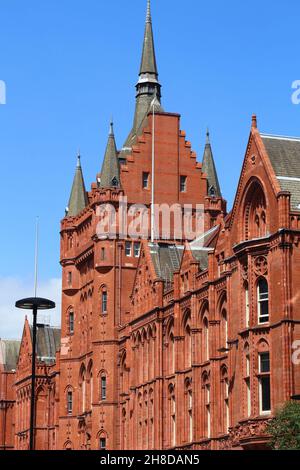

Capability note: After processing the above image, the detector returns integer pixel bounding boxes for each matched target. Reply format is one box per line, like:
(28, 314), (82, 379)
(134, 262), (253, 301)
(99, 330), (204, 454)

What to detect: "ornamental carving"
(254, 256), (268, 276)
(229, 418), (271, 447)
(241, 263), (248, 282)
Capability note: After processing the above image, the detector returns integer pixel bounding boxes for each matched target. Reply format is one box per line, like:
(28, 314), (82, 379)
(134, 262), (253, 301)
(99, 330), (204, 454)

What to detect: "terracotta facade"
(1, 1), (300, 451)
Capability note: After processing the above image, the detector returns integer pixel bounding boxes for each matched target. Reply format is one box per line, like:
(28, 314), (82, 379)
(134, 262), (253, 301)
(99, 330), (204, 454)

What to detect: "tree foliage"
(267, 401), (300, 450)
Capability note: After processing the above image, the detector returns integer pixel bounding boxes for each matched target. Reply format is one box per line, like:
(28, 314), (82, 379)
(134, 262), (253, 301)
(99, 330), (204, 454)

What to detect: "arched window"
(203, 317), (209, 362)
(203, 373), (211, 438)
(168, 384), (176, 447)
(143, 391), (148, 449)
(243, 343), (251, 417)
(244, 282), (250, 327)
(138, 392), (143, 449)
(100, 375), (107, 401)
(148, 327), (154, 380)
(220, 308), (228, 349)
(79, 366), (86, 413)
(101, 290), (108, 314)
(120, 351), (129, 395)
(244, 180), (267, 240)
(221, 367), (229, 433)
(257, 278), (269, 323)
(69, 311), (74, 335)
(166, 319), (175, 375)
(183, 310), (192, 369)
(200, 301), (209, 363)
(67, 389), (73, 415)
(185, 379), (193, 443)
(87, 361), (93, 410)
(149, 389), (154, 450)
(142, 329), (148, 383)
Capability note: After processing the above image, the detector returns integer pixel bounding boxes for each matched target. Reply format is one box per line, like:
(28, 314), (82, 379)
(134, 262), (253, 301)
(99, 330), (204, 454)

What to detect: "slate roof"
(188, 225), (218, 269)
(189, 249), (210, 270)
(262, 134), (300, 211)
(202, 131), (222, 198)
(0, 339), (21, 371)
(99, 122), (121, 188)
(149, 243), (183, 286)
(67, 156), (89, 217)
(30, 325), (61, 364)
(140, 0), (158, 76)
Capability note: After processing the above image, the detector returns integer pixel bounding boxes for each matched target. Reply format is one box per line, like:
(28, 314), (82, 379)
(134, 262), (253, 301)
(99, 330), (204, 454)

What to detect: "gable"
(228, 124), (281, 243)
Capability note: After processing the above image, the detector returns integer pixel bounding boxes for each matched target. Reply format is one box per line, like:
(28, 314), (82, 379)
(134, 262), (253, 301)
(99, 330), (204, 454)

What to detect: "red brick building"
(1, 0), (300, 451)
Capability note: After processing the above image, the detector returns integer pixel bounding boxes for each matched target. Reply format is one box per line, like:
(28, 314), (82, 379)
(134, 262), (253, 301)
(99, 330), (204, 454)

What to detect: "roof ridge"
(261, 133), (300, 141)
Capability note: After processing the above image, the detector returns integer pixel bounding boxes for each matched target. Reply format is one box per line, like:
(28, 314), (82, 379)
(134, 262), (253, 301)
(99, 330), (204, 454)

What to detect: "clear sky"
(0, 0), (299, 337)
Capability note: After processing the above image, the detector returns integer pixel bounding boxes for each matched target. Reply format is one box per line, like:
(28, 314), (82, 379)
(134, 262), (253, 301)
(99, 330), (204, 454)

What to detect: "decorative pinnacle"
(146, 0), (151, 23)
(77, 150), (81, 167)
(206, 128), (210, 145)
(252, 114), (257, 129)
(109, 118), (114, 136)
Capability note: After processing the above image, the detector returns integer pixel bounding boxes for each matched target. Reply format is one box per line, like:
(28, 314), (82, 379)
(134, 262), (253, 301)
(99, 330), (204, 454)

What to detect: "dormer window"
(209, 185), (216, 197)
(111, 177), (119, 187)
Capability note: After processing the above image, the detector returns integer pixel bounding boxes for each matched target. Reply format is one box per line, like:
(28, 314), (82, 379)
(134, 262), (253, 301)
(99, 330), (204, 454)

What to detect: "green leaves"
(267, 401), (300, 450)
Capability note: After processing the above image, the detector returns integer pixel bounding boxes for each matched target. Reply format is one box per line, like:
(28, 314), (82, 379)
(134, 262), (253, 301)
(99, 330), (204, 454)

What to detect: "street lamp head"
(15, 297), (55, 310)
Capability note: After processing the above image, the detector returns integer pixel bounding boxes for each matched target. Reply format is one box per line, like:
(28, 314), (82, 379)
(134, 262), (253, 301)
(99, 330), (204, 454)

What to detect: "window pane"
(69, 313), (74, 334)
(261, 376), (271, 411)
(180, 176), (187, 193)
(102, 292), (107, 313)
(101, 377), (107, 400)
(100, 438), (106, 449)
(143, 172), (149, 189)
(259, 279), (268, 296)
(125, 242), (132, 257)
(134, 242), (140, 258)
(67, 392), (72, 414)
(260, 352), (270, 373)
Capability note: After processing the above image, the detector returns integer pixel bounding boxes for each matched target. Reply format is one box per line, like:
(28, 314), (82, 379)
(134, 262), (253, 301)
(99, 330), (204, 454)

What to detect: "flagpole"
(151, 102), (155, 243)
(34, 216), (39, 297)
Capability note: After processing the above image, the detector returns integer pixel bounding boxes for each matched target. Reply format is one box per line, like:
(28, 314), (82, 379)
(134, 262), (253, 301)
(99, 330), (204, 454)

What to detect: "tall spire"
(66, 152), (89, 217)
(123, 0), (162, 150)
(99, 120), (121, 188)
(202, 130), (222, 198)
(139, 0), (158, 76)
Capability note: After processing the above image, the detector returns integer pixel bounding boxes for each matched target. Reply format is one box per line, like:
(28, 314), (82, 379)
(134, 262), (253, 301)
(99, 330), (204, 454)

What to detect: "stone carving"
(254, 256), (268, 276)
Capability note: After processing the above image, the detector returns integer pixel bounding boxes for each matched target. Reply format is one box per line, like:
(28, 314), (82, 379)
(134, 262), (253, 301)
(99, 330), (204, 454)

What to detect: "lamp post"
(15, 297), (55, 451)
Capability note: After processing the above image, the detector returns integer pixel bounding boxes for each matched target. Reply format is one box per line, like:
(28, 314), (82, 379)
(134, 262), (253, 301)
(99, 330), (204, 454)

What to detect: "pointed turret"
(202, 130), (222, 198)
(66, 153), (89, 217)
(99, 121), (121, 188)
(123, 0), (163, 150)
(139, 0), (158, 77)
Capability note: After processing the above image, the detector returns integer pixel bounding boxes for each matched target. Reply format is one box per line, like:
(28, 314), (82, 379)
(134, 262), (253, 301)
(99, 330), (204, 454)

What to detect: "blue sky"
(0, 0), (299, 337)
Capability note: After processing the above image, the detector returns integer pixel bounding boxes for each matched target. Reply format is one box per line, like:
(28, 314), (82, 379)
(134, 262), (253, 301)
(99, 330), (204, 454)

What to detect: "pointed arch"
(243, 178), (267, 240)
